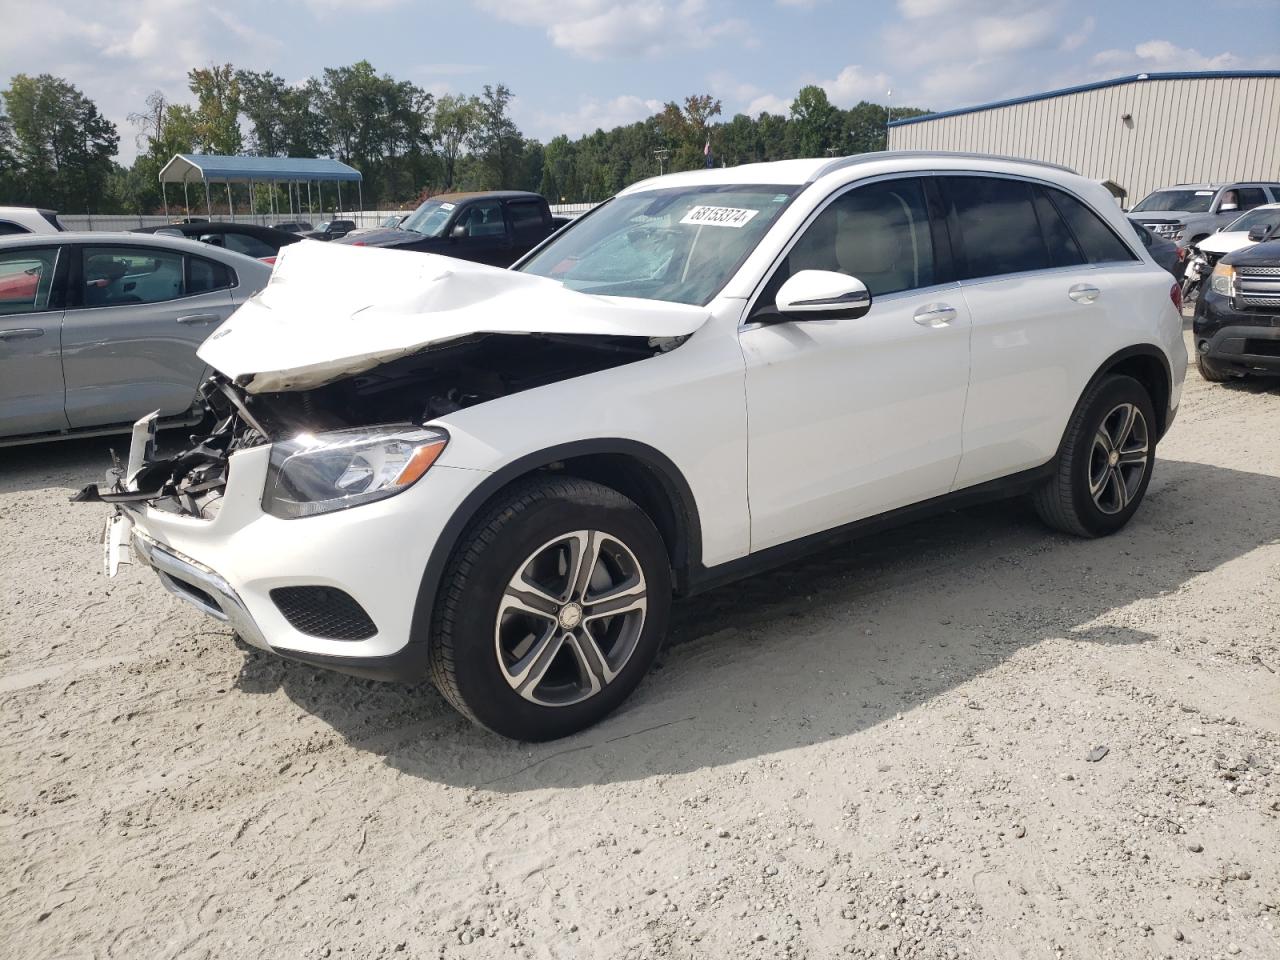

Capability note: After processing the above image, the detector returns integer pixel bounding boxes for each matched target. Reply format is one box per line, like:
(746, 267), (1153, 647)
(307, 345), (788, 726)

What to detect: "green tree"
(188, 64), (242, 155)
(790, 85), (839, 157)
(1, 73), (118, 211)
(433, 93), (480, 190)
(472, 84), (523, 189)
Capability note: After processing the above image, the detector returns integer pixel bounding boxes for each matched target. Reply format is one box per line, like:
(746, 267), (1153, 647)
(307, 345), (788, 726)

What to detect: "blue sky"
(3, 0), (1278, 161)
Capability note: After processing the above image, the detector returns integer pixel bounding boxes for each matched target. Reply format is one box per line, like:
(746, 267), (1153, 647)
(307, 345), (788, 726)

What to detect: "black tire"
(1196, 351), (1234, 383)
(1033, 374), (1157, 538)
(429, 476), (671, 741)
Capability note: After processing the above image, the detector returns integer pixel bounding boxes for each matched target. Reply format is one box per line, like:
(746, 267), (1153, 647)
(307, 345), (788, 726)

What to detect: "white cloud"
(746, 93), (791, 116)
(1090, 39), (1279, 72)
(0, 0), (278, 163)
(473, 0), (750, 60)
(1060, 15), (1095, 52)
(521, 94), (665, 139)
(820, 65), (892, 107)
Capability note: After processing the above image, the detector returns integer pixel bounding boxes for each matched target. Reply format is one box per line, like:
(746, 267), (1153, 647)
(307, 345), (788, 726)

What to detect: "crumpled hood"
(197, 239), (710, 394)
(1196, 231), (1253, 256)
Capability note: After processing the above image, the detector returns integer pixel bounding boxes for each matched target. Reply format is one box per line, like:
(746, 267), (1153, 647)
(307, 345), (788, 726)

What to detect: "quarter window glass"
(189, 257), (234, 293)
(508, 201), (546, 242)
(221, 232), (275, 258)
(82, 246), (184, 307)
(0, 221), (29, 236)
(946, 176), (1049, 279)
(1046, 189), (1137, 264)
(1234, 188), (1267, 212)
(784, 177), (936, 296)
(0, 247), (59, 315)
(1032, 187), (1086, 267)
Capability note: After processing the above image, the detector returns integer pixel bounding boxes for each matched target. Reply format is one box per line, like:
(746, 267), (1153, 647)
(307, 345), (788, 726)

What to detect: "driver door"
(739, 176), (973, 551)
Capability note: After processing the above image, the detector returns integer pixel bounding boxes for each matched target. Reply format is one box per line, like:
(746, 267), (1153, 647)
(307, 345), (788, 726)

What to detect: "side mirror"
(451, 223), (467, 239)
(1247, 224), (1272, 242)
(1218, 201), (1238, 213)
(775, 270), (872, 321)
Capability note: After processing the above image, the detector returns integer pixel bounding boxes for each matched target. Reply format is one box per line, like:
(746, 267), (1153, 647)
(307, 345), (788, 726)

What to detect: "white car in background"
(0, 206), (65, 235)
(84, 152), (1186, 741)
(1194, 203), (1280, 259)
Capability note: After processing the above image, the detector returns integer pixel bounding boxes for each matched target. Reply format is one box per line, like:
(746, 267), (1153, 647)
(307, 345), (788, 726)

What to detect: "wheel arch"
(1078, 344), (1174, 441)
(408, 439), (703, 652)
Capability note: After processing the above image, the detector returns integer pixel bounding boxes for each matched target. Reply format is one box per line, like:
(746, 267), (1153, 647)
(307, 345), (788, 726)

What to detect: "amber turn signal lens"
(394, 440), (447, 486)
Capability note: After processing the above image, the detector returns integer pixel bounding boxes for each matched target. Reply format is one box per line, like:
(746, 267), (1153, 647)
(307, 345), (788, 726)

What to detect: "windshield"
(401, 199), (458, 237)
(1132, 189), (1216, 213)
(518, 184), (799, 306)
(1224, 206), (1280, 233)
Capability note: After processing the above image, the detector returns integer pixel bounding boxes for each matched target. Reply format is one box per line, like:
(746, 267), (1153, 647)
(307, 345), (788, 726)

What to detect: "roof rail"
(808, 150), (1078, 182)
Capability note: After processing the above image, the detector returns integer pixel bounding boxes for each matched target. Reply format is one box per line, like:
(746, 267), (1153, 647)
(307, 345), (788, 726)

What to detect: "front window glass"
(81, 246), (183, 307)
(1225, 206), (1280, 233)
(1131, 189), (1215, 213)
(400, 199), (458, 237)
(519, 184), (799, 306)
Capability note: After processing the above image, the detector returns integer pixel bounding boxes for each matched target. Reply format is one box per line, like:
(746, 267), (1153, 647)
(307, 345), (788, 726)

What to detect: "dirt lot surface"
(3, 344), (1279, 960)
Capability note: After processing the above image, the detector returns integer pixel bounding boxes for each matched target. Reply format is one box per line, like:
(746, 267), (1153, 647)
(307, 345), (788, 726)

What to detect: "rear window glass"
(1046, 189), (1137, 264)
(0, 247), (60, 314)
(945, 176), (1050, 279)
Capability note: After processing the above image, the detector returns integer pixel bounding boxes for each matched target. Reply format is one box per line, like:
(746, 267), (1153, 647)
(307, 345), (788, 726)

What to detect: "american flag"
(704, 136), (712, 168)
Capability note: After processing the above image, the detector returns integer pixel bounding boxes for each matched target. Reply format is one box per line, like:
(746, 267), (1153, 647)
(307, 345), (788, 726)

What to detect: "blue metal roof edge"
(888, 70), (1280, 127)
(171, 153), (363, 181)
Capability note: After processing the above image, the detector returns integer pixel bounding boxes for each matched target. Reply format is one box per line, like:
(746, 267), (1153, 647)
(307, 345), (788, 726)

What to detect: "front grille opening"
(1244, 339), (1280, 358)
(270, 586), (377, 641)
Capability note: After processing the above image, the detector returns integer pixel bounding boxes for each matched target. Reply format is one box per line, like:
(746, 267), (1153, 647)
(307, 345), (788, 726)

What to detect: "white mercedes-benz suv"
(81, 152), (1187, 740)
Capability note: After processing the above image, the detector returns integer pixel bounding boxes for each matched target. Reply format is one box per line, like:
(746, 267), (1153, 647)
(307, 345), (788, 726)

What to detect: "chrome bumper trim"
(133, 533), (271, 651)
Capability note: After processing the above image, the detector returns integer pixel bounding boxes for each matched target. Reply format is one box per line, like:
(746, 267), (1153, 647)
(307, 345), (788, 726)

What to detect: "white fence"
(60, 202), (600, 233)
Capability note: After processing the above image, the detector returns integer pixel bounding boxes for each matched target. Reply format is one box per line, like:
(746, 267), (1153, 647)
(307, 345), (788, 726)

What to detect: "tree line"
(0, 63), (927, 215)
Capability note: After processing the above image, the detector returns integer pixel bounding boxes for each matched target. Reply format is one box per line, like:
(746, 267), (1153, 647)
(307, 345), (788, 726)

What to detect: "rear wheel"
(429, 476), (671, 740)
(1033, 374), (1156, 537)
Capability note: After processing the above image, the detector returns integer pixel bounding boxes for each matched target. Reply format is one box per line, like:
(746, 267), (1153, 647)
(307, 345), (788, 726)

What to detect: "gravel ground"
(3, 337), (1278, 960)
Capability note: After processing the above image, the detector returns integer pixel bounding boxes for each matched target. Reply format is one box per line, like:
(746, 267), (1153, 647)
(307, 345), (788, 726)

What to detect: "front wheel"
(1033, 374), (1156, 537)
(429, 476), (671, 741)
(1196, 351), (1235, 383)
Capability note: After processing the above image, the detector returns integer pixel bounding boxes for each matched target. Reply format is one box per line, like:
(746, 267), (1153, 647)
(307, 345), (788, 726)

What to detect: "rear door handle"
(1068, 284), (1101, 303)
(177, 313), (221, 325)
(913, 303), (957, 327)
(0, 327), (45, 341)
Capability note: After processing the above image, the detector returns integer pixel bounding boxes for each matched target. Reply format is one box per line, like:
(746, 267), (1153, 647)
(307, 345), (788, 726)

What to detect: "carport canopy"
(157, 154), (363, 222)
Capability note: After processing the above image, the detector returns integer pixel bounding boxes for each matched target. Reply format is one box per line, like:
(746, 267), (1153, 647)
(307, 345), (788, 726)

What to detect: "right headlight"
(1209, 262), (1236, 297)
(262, 424), (448, 519)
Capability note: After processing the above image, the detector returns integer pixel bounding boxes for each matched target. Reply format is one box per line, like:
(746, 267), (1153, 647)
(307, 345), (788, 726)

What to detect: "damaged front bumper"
(79, 406), (486, 680)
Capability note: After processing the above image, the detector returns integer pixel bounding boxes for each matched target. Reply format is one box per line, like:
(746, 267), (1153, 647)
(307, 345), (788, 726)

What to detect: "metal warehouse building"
(887, 71), (1280, 206)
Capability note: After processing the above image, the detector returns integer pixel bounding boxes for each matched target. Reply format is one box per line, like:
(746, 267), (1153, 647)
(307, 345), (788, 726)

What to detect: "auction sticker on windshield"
(680, 205), (760, 228)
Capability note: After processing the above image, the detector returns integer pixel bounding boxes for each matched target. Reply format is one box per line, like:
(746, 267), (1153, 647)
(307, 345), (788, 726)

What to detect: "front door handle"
(177, 313), (221, 325)
(0, 327), (45, 341)
(1068, 284), (1101, 303)
(913, 303), (957, 327)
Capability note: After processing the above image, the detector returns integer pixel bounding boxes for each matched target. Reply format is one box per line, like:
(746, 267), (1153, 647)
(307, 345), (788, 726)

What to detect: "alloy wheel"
(494, 530), (648, 707)
(1088, 402), (1149, 515)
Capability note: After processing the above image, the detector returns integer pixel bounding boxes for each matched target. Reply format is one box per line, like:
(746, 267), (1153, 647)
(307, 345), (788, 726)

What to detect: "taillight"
(259, 256), (277, 265)
(1170, 282), (1182, 312)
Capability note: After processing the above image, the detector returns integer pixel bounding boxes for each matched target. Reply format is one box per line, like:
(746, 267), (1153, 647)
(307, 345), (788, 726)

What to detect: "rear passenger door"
(61, 244), (237, 428)
(507, 199), (551, 260)
(0, 244), (69, 437)
(944, 175), (1141, 489)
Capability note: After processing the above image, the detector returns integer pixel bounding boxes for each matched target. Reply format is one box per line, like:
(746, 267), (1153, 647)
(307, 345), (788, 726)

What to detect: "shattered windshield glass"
(519, 184), (798, 306)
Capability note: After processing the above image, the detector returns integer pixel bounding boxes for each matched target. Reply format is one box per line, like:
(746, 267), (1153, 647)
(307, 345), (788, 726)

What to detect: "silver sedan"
(0, 231), (272, 445)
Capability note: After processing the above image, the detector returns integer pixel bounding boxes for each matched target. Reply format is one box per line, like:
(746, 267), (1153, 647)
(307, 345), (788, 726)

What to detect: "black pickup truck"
(337, 190), (570, 267)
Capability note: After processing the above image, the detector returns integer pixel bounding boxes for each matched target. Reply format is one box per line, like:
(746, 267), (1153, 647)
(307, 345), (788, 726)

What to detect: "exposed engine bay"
(73, 332), (676, 517)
